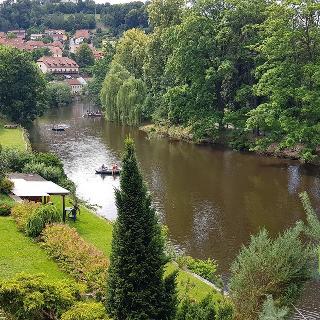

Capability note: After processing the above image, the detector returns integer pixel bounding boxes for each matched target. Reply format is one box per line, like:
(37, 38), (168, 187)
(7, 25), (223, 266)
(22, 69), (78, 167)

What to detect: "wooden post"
(62, 195), (66, 222)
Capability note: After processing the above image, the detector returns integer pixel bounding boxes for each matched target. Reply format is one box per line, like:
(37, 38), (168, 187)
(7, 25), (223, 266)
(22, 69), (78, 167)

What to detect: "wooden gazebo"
(9, 173), (70, 222)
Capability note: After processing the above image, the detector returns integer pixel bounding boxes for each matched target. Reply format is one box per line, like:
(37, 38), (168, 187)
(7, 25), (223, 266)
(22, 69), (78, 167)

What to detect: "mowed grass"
(53, 197), (219, 301)
(0, 126), (27, 150)
(0, 216), (69, 281)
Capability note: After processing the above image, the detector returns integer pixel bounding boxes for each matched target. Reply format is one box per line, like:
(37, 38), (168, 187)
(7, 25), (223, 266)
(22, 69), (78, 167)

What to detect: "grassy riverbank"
(53, 197), (219, 300)
(0, 121), (29, 150)
(140, 123), (320, 163)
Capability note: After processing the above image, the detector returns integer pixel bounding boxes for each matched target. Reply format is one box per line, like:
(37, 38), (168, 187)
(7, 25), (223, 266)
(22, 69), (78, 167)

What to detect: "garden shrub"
(0, 199), (14, 216)
(177, 256), (220, 285)
(11, 201), (41, 231)
(229, 227), (313, 319)
(0, 177), (14, 194)
(0, 148), (32, 172)
(175, 295), (217, 320)
(23, 162), (63, 184)
(0, 273), (83, 320)
(26, 204), (62, 237)
(42, 224), (109, 299)
(61, 302), (109, 320)
(33, 152), (63, 169)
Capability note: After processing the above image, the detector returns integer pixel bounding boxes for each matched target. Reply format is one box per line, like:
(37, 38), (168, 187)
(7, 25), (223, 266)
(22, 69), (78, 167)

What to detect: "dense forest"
(0, 0), (148, 35)
(97, 0), (320, 162)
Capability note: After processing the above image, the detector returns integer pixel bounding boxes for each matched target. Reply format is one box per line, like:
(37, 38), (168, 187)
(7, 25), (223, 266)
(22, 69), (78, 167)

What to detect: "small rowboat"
(83, 112), (103, 118)
(52, 125), (66, 131)
(95, 167), (121, 175)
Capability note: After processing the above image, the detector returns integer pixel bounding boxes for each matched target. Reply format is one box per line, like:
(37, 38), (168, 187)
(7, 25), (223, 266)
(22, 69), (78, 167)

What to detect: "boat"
(95, 166), (121, 175)
(83, 111), (103, 118)
(52, 125), (66, 131)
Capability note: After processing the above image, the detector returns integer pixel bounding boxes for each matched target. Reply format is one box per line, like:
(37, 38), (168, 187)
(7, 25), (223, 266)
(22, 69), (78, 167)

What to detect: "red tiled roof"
(37, 57), (79, 68)
(66, 78), (82, 85)
(26, 40), (45, 47)
(74, 29), (90, 39)
(51, 41), (63, 48)
(47, 46), (62, 55)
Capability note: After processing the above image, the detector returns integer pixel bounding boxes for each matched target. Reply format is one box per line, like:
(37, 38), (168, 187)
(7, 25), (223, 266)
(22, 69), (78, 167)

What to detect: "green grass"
(53, 196), (219, 301)
(0, 126), (27, 150)
(0, 194), (15, 205)
(0, 216), (69, 280)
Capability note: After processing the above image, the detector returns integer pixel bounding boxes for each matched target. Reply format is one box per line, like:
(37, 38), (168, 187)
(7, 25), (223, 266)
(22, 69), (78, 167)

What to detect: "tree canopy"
(0, 46), (47, 123)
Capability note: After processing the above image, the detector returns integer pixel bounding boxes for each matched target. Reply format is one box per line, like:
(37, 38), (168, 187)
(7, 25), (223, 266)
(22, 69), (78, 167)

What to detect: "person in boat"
(112, 163), (119, 175)
(102, 164), (106, 170)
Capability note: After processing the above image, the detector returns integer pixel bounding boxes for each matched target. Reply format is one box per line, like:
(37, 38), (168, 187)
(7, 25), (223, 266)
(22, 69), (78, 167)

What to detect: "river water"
(28, 101), (320, 310)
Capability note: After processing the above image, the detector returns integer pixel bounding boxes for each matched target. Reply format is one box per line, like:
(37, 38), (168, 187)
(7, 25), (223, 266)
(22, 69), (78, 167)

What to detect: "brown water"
(28, 101), (320, 309)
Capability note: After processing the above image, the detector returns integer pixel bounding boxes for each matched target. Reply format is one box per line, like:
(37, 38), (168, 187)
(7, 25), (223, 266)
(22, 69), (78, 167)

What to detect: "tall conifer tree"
(106, 138), (176, 320)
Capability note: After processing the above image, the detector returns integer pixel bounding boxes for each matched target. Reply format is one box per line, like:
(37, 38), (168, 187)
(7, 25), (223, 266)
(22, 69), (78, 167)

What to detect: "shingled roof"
(37, 56), (79, 68)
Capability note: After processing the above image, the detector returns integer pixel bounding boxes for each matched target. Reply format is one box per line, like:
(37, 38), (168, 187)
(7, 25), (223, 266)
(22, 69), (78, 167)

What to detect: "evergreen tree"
(106, 138), (176, 320)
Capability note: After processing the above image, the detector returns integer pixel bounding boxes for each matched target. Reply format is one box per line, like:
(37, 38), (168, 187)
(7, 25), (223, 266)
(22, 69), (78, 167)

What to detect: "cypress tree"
(106, 138), (176, 320)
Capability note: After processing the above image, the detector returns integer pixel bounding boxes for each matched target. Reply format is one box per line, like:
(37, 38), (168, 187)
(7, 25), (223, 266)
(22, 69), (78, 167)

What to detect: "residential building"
(7, 29), (26, 39)
(25, 40), (45, 50)
(51, 41), (64, 49)
(37, 57), (79, 74)
(30, 34), (43, 40)
(66, 78), (83, 94)
(74, 29), (90, 45)
(47, 46), (63, 57)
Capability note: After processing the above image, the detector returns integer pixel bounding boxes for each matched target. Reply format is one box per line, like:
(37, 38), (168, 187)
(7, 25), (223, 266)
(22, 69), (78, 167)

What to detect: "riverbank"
(0, 124), (219, 302)
(140, 123), (320, 164)
(53, 196), (221, 300)
(0, 120), (30, 151)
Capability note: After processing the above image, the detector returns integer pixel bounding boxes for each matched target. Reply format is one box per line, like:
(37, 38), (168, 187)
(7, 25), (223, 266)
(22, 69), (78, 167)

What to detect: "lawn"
(0, 216), (68, 281)
(53, 197), (219, 301)
(0, 126), (27, 150)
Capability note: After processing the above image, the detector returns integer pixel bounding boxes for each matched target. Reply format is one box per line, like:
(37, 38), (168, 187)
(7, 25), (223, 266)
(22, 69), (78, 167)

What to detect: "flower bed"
(42, 224), (109, 299)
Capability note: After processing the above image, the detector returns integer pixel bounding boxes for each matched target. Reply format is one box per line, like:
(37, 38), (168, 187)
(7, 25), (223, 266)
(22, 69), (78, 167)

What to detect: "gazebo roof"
(9, 173), (69, 197)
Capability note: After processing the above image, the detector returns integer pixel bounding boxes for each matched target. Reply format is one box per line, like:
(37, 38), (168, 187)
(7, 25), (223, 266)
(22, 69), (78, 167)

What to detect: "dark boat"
(52, 125), (65, 131)
(83, 111), (103, 118)
(95, 166), (121, 175)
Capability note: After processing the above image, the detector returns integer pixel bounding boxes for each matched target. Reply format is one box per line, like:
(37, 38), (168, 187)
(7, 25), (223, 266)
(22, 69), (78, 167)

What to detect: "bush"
(177, 256), (220, 285)
(0, 177), (14, 194)
(25, 204), (62, 238)
(33, 152), (63, 169)
(0, 148), (32, 172)
(229, 227), (313, 319)
(11, 201), (41, 231)
(0, 199), (14, 216)
(61, 302), (109, 320)
(0, 273), (83, 320)
(42, 224), (109, 299)
(23, 162), (63, 184)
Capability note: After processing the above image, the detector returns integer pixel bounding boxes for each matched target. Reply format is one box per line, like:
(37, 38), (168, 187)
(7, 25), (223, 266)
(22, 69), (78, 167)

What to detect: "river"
(28, 101), (320, 311)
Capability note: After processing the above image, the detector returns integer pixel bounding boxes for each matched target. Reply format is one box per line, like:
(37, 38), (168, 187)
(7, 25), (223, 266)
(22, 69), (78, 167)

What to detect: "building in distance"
(37, 56), (79, 74)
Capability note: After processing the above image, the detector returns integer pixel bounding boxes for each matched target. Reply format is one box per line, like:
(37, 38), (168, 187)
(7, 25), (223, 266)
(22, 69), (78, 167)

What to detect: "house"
(44, 30), (67, 42)
(0, 37), (26, 50)
(74, 29), (90, 45)
(47, 46), (63, 57)
(25, 40), (45, 50)
(66, 78), (83, 94)
(7, 29), (26, 39)
(30, 34), (43, 40)
(51, 41), (64, 49)
(37, 57), (79, 74)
